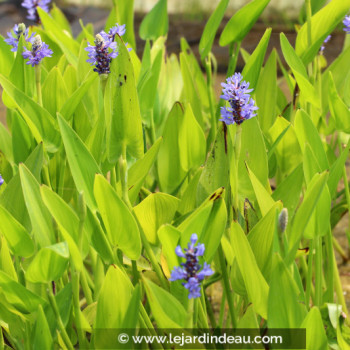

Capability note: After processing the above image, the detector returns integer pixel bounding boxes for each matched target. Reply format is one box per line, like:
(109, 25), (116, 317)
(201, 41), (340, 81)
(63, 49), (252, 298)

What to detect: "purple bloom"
(0, 175), (4, 186)
(169, 233), (213, 299)
(220, 73), (258, 126)
(100, 23), (126, 42)
(344, 16), (350, 34)
(4, 23), (35, 52)
(21, 0), (51, 23)
(320, 35), (331, 54)
(22, 35), (53, 66)
(85, 34), (118, 75)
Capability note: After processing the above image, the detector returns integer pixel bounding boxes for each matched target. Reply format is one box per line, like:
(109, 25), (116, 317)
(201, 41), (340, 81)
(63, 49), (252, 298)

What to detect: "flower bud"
(278, 208), (288, 233)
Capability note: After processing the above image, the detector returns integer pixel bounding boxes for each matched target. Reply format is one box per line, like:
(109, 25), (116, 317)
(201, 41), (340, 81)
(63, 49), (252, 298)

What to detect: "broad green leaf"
(107, 0), (136, 49)
(0, 205), (34, 258)
(268, 255), (306, 327)
(50, 3), (72, 35)
(59, 74), (97, 121)
(272, 164), (304, 215)
(38, 7), (79, 66)
(0, 144), (43, 229)
(94, 174), (141, 260)
(42, 67), (68, 118)
(19, 164), (55, 248)
(237, 117), (269, 200)
(139, 0), (168, 40)
(295, 0), (350, 64)
(26, 242), (69, 283)
(0, 238), (17, 281)
(94, 265), (133, 348)
(255, 50), (277, 132)
(219, 0), (270, 46)
(0, 122), (13, 163)
(197, 123), (230, 205)
(199, 0), (229, 59)
(268, 117), (302, 177)
(231, 221), (269, 319)
(144, 278), (187, 328)
(32, 305), (53, 350)
(286, 171), (328, 264)
(328, 72), (350, 133)
(0, 271), (46, 314)
(105, 34), (144, 162)
(0, 34), (14, 77)
(128, 138), (162, 204)
(280, 34), (320, 108)
(328, 141), (350, 199)
(134, 193), (179, 245)
(0, 74), (60, 152)
(158, 224), (181, 274)
(295, 109), (329, 170)
(247, 164), (275, 216)
(241, 28), (272, 89)
(58, 114), (101, 211)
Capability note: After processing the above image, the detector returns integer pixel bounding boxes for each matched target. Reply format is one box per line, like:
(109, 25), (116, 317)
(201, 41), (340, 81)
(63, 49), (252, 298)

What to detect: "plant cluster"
(0, 0), (350, 348)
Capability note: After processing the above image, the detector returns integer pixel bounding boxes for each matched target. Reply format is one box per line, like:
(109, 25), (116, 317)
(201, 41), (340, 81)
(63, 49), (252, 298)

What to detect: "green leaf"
(0, 205), (34, 258)
(58, 114), (101, 211)
(272, 164), (304, 215)
(139, 0), (168, 40)
(134, 193), (179, 245)
(40, 185), (85, 270)
(94, 174), (141, 260)
(241, 28), (272, 89)
(280, 33), (320, 108)
(295, 109), (329, 171)
(26, 242), (69, 283)
(38, 7), (79, 66)
(19, 164), (56, 248)
(143, 278), (187, 328)
(94, 265), (133, 348)
(301, 308), (328, 349)
(295, 0), (350, 64)
(328, 72), (350, 133)
(128, 138), (162, 204)
(286, 171), (328, 264)
(105, 34), (144, 162)
(255, 50), (277, 132)
(50, 3), (72, 35)
(0, 271), (46, 314)
(0, 34), (14, 77)
(59, 74), (97, 121)
(199, 0), (229, 59)
(0, 238), (17, 281)
(158, 224), (181, 273)
(268, 254), (306, 327)
(231, 221), (269, 319)
(42, 67), (68, 118)
(0, 74), (60, 153)
(32, 305), (53, 350)
(197, 123), (230, 205)
(219, 0), (270, 46)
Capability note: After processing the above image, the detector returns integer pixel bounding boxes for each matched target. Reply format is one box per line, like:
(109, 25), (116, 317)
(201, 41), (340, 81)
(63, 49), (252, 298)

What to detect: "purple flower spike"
(21, 0), (51, 23)
(22, 35), (53, 66)
(100, 23), (127, 43)
(4, 23), (35, 52)
(0, 175), (4, 186)
(85, 34), (118, 75)
(170, 233), (213, 299)
(343, 16), (350, 34)
(220, 73), (258, 126)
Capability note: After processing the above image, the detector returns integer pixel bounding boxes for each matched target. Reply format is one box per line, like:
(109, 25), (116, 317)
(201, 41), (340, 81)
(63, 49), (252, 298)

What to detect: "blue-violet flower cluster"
(22, 35), (53, 67)
(344, 15), (350, 34)
(170, 233), (213, 299)
(22, 0), (51, 22)
(0, 175), (4, 187)
(220, 73), (258, 126)
(85, 34), (118, 75)
(4, 23), (35, 52)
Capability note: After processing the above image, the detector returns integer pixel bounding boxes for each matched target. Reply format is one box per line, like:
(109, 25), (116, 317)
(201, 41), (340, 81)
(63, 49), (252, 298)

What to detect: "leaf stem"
(35, 64), (42, 106)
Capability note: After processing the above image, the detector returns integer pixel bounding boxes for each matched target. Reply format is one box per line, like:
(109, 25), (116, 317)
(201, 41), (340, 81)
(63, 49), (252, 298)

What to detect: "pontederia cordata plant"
(1, 0), (350, 348)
